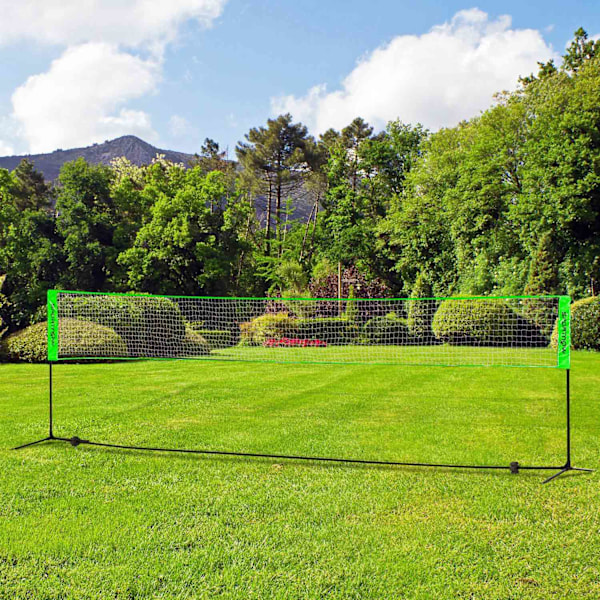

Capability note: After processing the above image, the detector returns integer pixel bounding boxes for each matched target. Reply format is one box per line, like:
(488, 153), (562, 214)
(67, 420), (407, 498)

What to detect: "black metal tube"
(49, 362), (54, 439)
(566, 368), (571, 467)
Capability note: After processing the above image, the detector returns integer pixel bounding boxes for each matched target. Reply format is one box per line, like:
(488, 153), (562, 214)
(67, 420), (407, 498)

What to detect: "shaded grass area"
(0, 353), (599, 598)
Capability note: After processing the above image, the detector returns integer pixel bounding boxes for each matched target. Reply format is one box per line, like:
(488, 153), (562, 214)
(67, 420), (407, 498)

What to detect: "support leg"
(543, 465), (594, 484)
(13, 437), (54, 450)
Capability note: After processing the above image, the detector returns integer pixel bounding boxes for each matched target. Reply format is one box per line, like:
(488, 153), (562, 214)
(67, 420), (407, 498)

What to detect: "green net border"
(47, 290), (571, 369)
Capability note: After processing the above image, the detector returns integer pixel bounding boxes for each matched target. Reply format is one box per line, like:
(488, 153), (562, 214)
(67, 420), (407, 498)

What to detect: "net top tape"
(48, 290), (571, 369)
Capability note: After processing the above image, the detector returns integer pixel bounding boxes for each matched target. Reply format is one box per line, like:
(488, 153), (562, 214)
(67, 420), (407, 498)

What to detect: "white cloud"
(12, 43), (161, 152)
(272, 9), (557, 133)
(168, 114), (190, 137)
(1, 0), (227, 153)
(0, 0), (226, 48)
(0, 140), (14, 156)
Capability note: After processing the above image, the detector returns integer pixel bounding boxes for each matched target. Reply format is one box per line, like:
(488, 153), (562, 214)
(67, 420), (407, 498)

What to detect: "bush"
(190, 328), (232, 349)
(407, 274), (434, 339)
(239, 313), (296, 346)
(1, 319), (127, 363)
(362, 314), (411, 345)
(60, 294), (186, 356)
(551, 297), (600, 351)
(239, 314), (359, 346)
(294, 317), (359, 345)
(432, 299), (517, 345)
(178, 325), (211, 356)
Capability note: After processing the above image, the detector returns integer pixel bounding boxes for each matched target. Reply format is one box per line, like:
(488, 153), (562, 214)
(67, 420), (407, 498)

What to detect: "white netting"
(53, 293), (564, 368)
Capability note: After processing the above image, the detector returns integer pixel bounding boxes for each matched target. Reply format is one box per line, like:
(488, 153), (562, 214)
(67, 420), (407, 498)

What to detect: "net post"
(47, 290), (58, 440)
(47, 290), (59, 363)
(557, 295), (571, 370)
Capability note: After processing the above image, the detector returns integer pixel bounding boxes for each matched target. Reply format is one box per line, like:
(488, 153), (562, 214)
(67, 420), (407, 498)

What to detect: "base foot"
(13, 436), (54, 450)
(543, 465), (594, 484)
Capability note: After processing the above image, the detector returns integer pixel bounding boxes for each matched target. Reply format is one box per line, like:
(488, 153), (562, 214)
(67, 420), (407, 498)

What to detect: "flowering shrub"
(264, 337), (327, 348)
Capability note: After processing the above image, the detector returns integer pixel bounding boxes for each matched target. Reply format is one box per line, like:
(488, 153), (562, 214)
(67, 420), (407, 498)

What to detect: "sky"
(0, 0), (598, 158)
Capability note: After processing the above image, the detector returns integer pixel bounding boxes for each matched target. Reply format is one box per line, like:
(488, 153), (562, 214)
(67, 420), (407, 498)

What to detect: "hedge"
(362, 314), (411, 345)
(551, 297), (600, 351)
(0, 319), (127, 363)
(179, 325), (211, 356)
(294, 317), (359, 345)
(432, 299), (517, 345)
(59, 294), (186, 356)
(239, 313), (359, 346)
(239, 313), (296, 346)
(188, 323), (232, 349)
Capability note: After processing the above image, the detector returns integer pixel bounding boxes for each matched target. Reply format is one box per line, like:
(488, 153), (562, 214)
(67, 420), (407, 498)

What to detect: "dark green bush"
(60, 294), (186, 356)
(551, 297), (600, 351)
(178, 325), (211, 356)
(239, 313), (296, 346)
(407, 274), (434, 339)
(191, 329), (232, 349)
(1, 319), (126, 363)
(432, 299), (517, 345)
(362, 314), (410, 345)
(294, 317), (359, 345)
(239, 313), (359, 346)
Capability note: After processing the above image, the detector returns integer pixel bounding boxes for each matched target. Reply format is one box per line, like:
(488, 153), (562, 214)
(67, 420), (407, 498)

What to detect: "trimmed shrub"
(407, 274), (434, 339)
(192, 329), (232, 349)
(178, 325), (211, 356)
(362, 314), (411, 345)
(432, 299), (517, 345)
(60, 294), (186, 356)
(239, 313), (296, 346)
(551, 297), (600, 351)
(294, 317), (359, 345)
(1, 319), (126, 363)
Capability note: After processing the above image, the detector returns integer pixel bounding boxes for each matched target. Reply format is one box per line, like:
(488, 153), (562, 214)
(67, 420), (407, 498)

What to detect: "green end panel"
(47, 289), (58, 362)
(557, 296), (571, 369)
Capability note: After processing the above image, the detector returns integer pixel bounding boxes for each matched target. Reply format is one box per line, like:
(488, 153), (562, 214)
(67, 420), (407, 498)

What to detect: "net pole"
(49, 362), (54, 439)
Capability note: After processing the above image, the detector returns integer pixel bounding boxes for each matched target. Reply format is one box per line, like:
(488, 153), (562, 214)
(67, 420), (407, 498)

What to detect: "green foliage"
(179, 325), (211, 356)
(523, 233), (560, 337)
(552, 297), (600, 350)
(432, 299), (517, 345)
(239, 313), (359, 346)
(239, 313), (296, 346)
(362, 314), (410, 345)
(294, 317), (359, 345)
(0, 319), (126, 363)
(189, 326), (232, 349)
(118, 169), (250, 296)
(407, 274), (434, 338)
(59, 295), (186, 356)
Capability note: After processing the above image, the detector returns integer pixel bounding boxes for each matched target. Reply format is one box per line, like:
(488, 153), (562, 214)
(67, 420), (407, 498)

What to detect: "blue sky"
(0, 0), (598, 157)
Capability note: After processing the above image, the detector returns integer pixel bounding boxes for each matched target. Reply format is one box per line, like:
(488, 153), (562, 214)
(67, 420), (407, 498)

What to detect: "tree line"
(1, 29), (599, 333)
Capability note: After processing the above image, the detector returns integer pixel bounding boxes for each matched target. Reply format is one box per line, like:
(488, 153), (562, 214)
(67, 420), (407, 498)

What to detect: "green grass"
(1, 351), (599, 599)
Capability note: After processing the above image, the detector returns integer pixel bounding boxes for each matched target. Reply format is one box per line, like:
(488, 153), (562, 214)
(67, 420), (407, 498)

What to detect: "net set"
(13, 290), (591, 483)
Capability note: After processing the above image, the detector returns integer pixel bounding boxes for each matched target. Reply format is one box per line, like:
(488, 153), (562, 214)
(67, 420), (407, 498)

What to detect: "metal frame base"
(542, 464), (594, 484)
(12, 364), (593, 484)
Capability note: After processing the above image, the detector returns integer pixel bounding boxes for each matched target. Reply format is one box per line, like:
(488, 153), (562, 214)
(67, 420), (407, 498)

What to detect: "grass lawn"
(0, 351), (599, 599)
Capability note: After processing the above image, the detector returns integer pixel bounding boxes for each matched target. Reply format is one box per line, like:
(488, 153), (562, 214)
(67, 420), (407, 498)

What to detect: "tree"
(236, 114), (314, 256)
(119, 169), (248, 295)
(54, 158), (116, 291)
(10, 159), (54, 211)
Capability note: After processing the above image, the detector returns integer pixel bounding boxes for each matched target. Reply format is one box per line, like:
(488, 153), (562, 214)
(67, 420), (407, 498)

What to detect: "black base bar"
(15, 435), (589, 478)
(12, 364), (593, 483)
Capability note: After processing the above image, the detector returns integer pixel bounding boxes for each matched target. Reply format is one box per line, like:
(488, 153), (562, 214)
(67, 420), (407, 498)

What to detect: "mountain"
(0, 135), (196, 181)
(0, 135), (316, 223)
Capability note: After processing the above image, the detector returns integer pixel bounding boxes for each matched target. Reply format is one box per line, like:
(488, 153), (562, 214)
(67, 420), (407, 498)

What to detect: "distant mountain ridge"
(0, 135), (196, 181)
(0, 135), (315, 224)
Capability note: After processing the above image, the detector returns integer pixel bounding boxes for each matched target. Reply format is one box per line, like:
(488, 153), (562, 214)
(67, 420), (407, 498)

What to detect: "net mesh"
(51, 292), (567, 368)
